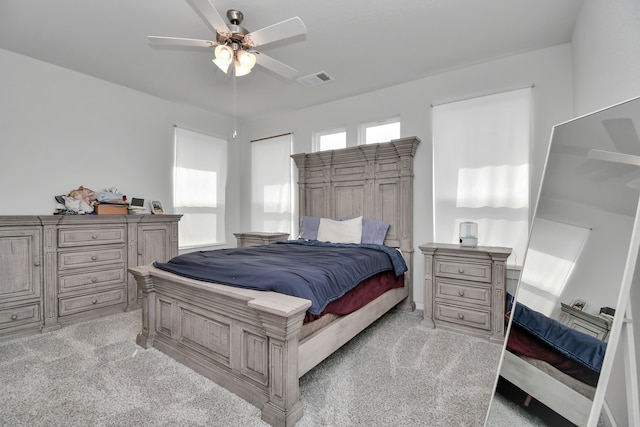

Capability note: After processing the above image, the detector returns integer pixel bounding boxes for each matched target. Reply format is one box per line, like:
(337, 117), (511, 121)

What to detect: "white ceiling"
(0, 0), (583, 119)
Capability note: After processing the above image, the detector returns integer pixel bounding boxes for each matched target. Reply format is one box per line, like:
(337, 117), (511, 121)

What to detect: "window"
(251, 134), (293, 236)
(361, 117), (400, 145)
(314, 128), (346, 152)
(516, 218), (590, 315)
(174, 127), (227, 248)
(432, 88), (532, 265)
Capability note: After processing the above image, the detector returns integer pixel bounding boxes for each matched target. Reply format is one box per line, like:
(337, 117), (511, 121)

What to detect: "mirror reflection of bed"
(486, 97), (640, 426)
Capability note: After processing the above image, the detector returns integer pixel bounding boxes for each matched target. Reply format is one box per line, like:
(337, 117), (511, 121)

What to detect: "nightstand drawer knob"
(91, 277), (98, 283)
(10, 314), (18, 321)
(458, 313), (465, 320)
(33, 260), (40, 267)
(458, 290), (465, 297)
(458, 268), (465, 273)
(91, 255), (98, 261)
(91, 299), (98, 305)
(92, 234), (98, 239)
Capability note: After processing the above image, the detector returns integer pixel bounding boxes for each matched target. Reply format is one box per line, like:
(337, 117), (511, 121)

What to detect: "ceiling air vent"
(297, 71), (334, 88)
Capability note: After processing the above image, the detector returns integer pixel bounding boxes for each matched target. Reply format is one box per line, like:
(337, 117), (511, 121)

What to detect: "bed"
(499, 302), (607, 426)
(128, 137), (419, 427)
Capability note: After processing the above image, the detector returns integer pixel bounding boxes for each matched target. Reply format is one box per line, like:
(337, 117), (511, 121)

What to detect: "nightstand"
(420, 243), (512, 342)
(234, 231), (290, 248)
(559, 303), (612, 341)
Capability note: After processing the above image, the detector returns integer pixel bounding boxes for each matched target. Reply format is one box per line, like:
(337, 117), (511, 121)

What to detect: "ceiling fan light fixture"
(237, 50), (256, 69)
(234, 50), (256, 76)
(212, 45), (233, 73)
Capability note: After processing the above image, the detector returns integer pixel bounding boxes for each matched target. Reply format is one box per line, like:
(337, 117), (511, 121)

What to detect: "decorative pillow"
(361, 219), (390, 245)
(299, 216), (321, 240)
(317, 216), (363, 244)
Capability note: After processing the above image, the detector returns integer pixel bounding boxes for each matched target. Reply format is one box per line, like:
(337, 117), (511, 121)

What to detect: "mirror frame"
(487, 96), (640, 426)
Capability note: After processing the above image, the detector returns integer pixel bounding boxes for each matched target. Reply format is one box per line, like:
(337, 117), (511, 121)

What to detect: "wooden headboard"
(291, 136), (420, 310)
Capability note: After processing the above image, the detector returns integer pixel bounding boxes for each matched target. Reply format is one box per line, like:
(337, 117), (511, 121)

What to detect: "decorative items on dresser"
(558, 302), (612, 342)
(233, 231), (290, 248)
(0, 214), (180, 339)
(420, 243), (512, 342)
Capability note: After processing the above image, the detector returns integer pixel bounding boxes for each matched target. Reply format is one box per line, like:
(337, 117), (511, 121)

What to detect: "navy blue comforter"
(154, 240), (407, 315)
(512, 303), (607, 373)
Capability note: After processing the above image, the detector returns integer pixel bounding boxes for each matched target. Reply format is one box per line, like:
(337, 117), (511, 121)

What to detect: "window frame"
(313, 127), (347, 152)
(359, 116), (401, 145)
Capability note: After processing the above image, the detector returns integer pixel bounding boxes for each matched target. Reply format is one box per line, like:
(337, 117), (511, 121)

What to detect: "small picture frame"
(149, 200), (164, 214)
(570, 298), (588, 311)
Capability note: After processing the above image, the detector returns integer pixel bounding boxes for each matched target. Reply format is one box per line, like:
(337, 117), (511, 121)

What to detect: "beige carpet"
(0, 309), (504, 426)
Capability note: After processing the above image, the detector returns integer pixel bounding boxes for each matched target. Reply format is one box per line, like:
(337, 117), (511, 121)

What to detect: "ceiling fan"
(148, 0), (306, 79)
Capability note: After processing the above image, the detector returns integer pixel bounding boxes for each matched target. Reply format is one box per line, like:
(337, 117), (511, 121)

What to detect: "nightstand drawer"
(58, 227), (126, 247)
(434, 302), (491, 330)
(58, 247), (126, 270)
(435, 279), (491, 307)
(435, 259), (492, 283)
(58, 265), (126, 293)
(0, 302), (41, 328)
(58, 288), (126, 316)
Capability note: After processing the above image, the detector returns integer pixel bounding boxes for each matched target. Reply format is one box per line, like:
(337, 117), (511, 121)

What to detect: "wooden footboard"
(500, 350), (593, 426)
(131, 264), (311, 427)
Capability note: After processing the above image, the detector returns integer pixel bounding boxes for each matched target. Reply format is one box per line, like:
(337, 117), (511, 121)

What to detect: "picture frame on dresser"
(149, 200), (164, 214)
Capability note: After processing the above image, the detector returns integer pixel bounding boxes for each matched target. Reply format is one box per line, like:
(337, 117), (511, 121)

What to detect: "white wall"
(571, 1), (640, 425)
(0, 49), (240, 245)
(240, 44), (574, 312)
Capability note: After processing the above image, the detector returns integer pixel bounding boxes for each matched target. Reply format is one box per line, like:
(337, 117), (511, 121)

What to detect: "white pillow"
(317, 216), (363, 244)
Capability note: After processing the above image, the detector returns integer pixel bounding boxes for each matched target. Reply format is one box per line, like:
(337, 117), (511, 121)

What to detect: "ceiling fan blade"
(186, 0), (230, 34)
(255, 52), (298, 79)
(148, 36), (216, 48)
(247, 17), (306, 47)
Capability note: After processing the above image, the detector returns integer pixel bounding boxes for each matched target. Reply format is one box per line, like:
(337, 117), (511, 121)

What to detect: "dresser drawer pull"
(458, 268), (464, 273)
(91, 277), (98, 283)
(92, 234), (98, 239)
(458, 313), (465, 320)
(10, 314), (18, 321)
(458, 290), (465, 297)
(91, 299), (98, 305)
(91, 255), (98, 261)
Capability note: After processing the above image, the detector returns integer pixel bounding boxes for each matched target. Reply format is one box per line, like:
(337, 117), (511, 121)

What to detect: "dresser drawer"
(58, 227), (126, 247)
(435, 278), (491, 307)
(435, 259), (492, 283)
(58, 265), (126, 294)
(58, 246), (126, 270)
(434, 302), (491, 330)
(58, 288), (126, 316)
(0, 302), (41, 329)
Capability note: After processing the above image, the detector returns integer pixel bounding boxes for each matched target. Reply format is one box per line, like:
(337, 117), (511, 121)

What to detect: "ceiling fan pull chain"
(232, 71), (238, 139)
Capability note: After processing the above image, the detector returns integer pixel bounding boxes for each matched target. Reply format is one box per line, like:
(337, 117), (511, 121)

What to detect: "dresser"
(234, 231), (289, 247)
(559, 302), (612, 341)
(0, 214), (180, 339)
(420, 243), (511, 342)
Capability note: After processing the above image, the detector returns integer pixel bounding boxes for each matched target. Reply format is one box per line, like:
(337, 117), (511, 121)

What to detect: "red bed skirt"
(304, 270), (404, 324)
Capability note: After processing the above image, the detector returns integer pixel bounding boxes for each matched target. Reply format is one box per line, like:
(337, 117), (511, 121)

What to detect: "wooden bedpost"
(253, 300), (309, 426)
(130, 265), (157, 349)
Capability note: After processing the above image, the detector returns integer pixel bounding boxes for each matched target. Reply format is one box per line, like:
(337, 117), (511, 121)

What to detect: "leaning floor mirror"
(486, 96), (640, 426)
